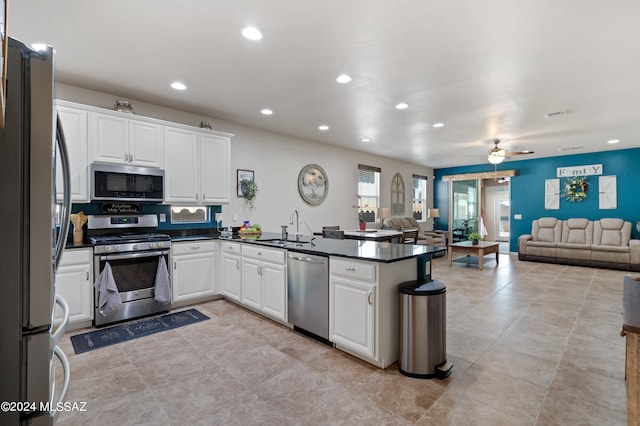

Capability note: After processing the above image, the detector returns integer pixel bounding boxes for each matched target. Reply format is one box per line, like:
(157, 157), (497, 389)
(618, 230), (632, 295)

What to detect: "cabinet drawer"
(172, 240), (217, 255)
(330, 257), (377, 282)
(242, 245), (285, 264)
(221, 241), (242, 254)
(59, 248), (92, 266)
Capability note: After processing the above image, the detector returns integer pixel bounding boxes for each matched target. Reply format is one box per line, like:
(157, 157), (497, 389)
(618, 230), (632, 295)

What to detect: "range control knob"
(149, 242), (157, 249)
(158, 241), (165, 248)
(132, 244), (138, 251)
(104, 245), (112, 252)
(114, 245), (121, 252)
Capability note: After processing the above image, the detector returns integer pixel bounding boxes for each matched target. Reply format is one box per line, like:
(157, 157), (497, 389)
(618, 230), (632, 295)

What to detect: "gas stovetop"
(89, 232), (171, 245)
(87, 214), (171, 255)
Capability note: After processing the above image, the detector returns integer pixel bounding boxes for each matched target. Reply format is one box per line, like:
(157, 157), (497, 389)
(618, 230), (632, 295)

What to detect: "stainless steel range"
(88, 214), (171, 326)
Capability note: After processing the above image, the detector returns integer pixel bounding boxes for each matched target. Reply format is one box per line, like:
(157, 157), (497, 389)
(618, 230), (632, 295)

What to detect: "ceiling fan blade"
(505, 150), (534, 156)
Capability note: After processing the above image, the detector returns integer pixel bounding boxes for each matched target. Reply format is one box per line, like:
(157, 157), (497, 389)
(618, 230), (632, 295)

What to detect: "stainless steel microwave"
(91, 163), (165, 203)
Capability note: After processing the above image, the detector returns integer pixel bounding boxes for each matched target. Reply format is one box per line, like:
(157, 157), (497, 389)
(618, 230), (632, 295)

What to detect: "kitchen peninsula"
(218, 232), (445, 368)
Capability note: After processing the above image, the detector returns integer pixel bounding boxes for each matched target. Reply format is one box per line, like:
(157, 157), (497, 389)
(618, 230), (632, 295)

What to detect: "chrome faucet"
(289, 209), (300, 242)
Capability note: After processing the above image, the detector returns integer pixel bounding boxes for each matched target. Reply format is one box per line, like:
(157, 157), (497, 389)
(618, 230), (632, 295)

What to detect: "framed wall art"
(298, 164), (328, 205)
(237, 169), (255, 197)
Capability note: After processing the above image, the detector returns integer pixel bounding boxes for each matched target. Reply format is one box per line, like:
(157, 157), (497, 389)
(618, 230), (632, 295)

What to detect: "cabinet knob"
(85, 270), (90, 281)
(367, 291), (373, 305)
(191, 245), (200, 250)
(345, 267), (356, 272)
(236, 259), (240, 269)
(174, 261), (177, 270)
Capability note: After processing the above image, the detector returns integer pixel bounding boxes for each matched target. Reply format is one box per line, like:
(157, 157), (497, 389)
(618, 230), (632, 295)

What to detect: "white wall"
(56, 84), (435, 234)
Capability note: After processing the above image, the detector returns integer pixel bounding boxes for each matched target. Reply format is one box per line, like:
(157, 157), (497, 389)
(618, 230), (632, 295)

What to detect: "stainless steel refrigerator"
(0, 37), (72, 425)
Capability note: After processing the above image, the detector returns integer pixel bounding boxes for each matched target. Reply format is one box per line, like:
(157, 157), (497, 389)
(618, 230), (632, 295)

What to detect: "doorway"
(481, 178), (511, 252)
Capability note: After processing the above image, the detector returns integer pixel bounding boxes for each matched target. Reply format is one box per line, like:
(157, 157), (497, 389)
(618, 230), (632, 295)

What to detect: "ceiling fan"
(487, 139), (534, 164)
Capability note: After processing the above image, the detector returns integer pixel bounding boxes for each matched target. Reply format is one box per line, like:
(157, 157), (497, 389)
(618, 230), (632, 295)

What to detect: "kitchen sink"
(259, 239), (312, 247)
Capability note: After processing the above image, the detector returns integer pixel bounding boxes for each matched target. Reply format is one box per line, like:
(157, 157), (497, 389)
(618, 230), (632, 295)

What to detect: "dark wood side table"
(623, 275), (640, 425)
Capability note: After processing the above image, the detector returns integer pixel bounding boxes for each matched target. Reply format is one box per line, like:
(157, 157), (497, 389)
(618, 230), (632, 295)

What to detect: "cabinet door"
(222, 253), (242, 302)
(172, 252), (216, 302)
(199, 133), (230, 204)
(90, 113), (129, 164)
(54, 263), (93, 324)
(56, 106), (89, 202)
(129, 120), (164, 168)
(330, 277), (375, 358)
(261, 263), (286, 322)
(241, 259), (262, 311)
(164, 126), (199, 203)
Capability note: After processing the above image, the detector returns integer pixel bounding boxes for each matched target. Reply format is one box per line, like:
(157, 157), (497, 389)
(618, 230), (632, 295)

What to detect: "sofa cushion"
(531, 217), (561, 243)
(561, 218), (593, 245)
(593, 219), (631, 247)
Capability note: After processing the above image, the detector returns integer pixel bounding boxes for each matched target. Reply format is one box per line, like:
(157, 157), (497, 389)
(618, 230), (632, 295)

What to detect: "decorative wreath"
(563, 176), (589, 202)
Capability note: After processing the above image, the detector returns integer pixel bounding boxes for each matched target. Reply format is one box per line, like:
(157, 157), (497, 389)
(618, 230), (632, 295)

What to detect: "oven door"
(93, 249), (171, 326)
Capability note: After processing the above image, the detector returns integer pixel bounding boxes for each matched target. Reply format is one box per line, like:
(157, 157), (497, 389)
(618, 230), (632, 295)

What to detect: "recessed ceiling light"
(318, 125), (329, 131)
(31, 43), (48, 52)
(241, 27), (263, 41)
(171, 82), (187, 90)
(361, 138), (371, 142)
(607, 139), (620, 144)
(432, 123), (444, 128)
(395, 102), (408, 110)
(336, 74), (352, 84)
(261, 108), (273, 115)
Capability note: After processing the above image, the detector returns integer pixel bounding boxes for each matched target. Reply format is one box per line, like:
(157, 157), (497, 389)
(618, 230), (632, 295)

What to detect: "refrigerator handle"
(51, 345), (70, 418)
(52, 294), (70, 345)
(54, 114), (72, 269)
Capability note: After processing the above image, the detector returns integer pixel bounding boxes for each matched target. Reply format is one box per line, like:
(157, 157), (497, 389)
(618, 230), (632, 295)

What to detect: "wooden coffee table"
(448, 241), (500, 270)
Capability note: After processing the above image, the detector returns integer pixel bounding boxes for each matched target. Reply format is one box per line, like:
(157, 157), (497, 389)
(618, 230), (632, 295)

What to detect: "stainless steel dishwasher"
(287, 252), (329, 341)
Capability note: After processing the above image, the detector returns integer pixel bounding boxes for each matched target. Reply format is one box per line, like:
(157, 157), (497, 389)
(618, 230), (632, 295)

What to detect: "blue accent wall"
(70, 203), (222, 231)
(434, 147), (640, 252)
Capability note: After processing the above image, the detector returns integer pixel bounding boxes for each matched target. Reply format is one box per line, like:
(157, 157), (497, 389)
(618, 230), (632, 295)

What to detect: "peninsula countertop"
(220, 232), (446, 263)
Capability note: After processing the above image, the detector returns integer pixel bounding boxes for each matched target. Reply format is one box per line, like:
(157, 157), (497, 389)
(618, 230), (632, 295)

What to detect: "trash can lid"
(399, 279), (446, 295)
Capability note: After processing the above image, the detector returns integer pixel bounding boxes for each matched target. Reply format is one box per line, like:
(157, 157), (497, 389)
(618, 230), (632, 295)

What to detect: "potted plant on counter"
(468, 232), (482, 245)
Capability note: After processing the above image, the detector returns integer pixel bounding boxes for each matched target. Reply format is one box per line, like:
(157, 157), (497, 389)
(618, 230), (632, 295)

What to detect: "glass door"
(451, 180), (478, 242)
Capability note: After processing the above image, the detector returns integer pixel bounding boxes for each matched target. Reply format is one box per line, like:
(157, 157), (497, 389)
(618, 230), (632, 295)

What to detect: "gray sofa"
(382, 216), (447, 256)
(518, 217), (640, 271)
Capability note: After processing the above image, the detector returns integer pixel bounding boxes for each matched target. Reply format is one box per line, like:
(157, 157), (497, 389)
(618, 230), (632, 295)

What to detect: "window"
(357, 164), (380, 223)
(412, 174), (428, 221)
(170, 206), (209, 223)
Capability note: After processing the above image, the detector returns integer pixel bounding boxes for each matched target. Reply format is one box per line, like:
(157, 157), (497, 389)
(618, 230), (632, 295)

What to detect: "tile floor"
(55, 253), (629, 425)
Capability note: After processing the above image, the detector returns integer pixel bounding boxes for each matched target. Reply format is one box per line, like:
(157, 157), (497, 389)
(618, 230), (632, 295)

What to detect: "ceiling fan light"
(488, 152), (505, 164)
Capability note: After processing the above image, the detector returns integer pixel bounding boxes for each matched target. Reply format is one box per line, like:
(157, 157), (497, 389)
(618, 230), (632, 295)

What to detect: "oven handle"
(100, 250), (170, 261)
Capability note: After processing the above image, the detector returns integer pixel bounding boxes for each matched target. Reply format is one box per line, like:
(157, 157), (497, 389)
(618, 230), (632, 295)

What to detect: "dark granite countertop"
(221, 231), (445, 263)
(65, 230), (445, 263)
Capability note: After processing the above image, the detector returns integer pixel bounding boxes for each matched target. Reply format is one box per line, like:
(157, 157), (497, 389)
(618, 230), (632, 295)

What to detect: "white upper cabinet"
(163, 126), (199, 203)
(56, 104), (89, 202)
(164, 126), (232, 204)
(199, 133), (231, 204)
(90, 112), (164, 168)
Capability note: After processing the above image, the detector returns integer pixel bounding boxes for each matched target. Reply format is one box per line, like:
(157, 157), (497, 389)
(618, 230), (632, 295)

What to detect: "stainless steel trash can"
(399, 279), (452, 379)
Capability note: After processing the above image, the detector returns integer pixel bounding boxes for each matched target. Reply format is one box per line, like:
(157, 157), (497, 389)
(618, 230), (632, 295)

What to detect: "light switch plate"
(159, 213), (166, 222)
(215, 213), (223, 222)
(514, 214), (522, 220)
(232, 213), (238, 221)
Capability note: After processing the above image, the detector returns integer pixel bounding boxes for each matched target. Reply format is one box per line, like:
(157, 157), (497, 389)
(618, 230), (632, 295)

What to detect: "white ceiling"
(9, 0), (640, 168)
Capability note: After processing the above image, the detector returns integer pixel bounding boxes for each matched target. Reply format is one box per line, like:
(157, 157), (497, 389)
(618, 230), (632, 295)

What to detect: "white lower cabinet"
(172, 240), (217, 304)
(241, 245), (286, 322)
(330, 277), (375, 358)
(55, 248), (93, 325)
(329, 256), (417, 368)
(221, 241), (242, 302)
